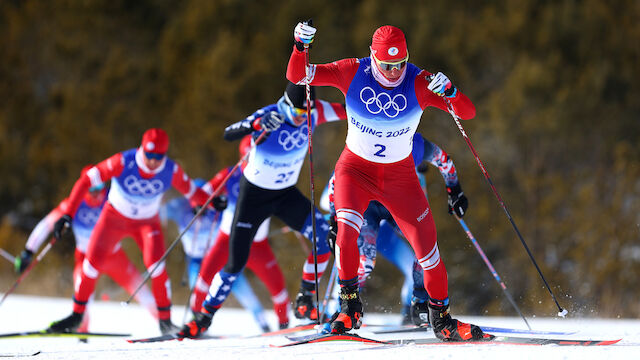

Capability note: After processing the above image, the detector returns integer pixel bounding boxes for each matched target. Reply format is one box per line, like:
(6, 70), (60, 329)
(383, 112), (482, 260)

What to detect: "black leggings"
(224, 175), (313, 273)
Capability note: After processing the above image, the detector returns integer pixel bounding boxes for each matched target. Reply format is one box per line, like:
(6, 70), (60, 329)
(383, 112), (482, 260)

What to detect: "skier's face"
(372, 53), (408, 81)
(143, 151), (165, 170)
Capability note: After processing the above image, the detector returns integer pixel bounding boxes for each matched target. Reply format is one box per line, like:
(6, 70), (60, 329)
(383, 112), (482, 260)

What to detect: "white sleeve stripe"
(272, 289), (289, 304)
(147, 261), (166, 278)
(184, 181), (196, 199)
(86, 167), (103, 187)
(420, 257), (441, 271)
(82, 259), (100, 279)
(418, 245), (441, 270)
(338, 218), (362, 232)
(337, 208), (364, 221)
(319, 100), (340, 122)
(418, 243), (439, 264)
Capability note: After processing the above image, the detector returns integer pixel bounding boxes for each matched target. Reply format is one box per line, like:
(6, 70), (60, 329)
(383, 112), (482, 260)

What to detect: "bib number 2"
(374, 144), (386, 157)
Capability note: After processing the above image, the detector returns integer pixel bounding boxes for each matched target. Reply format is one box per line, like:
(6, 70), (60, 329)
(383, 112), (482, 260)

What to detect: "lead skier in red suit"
(287, 23), (490, 341)
(47, 128), (227, 334)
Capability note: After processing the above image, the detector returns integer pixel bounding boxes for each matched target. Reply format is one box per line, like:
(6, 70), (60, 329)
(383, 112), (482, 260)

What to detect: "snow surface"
(0, 295), (638, 359)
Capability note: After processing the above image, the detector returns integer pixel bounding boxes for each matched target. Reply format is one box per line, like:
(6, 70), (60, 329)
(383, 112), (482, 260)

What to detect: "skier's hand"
(327, 214), (337, 255)
(446, 183), (468, 218)
(294, 21), (316, 51)
(212, 195), (228, 212)
(258, 111), (284, 132)
(14, 249), (33, 274)
(53, 214), (72, 240)
(427, 72), (457, 98)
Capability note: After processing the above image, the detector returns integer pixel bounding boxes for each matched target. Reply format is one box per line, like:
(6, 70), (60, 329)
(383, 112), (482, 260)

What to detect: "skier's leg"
(274, 187), (331, 320)
(246, 222), (290, 329)
(381, 158), (488, 341)
(190, 231), (230, 313)
(102, 246), (158, 319)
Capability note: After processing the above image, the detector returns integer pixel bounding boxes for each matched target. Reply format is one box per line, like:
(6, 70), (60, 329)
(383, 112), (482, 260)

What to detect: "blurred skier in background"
(46, 128), (227, 335)
(15, 165), (158, 332)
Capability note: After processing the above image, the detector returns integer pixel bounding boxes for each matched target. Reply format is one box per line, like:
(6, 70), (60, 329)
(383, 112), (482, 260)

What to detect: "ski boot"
(294, 282), (318, 320)
(178, 311), (213, 339)
(47, 312), (83, 333)
(428, 301), (493, 341)
(410, 297), (430, 327)
(278, 321), (289, 330)
(330, 285), (363, 334)
(159, 318), (179, 335)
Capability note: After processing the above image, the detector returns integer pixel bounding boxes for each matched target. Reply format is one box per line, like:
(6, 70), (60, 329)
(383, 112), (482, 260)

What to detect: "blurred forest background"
(1, 0), (639, 321)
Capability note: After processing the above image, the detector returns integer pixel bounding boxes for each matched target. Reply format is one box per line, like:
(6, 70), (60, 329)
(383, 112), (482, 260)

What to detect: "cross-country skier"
(287, 23), (489, 341)
(187, 136), (292, 332)
(46, 128), (227, 335)
(162, 175), (274, 332)
(321, 133), (468, 326)
(178, 82), (347, 338)
(14, 165), (158, 332)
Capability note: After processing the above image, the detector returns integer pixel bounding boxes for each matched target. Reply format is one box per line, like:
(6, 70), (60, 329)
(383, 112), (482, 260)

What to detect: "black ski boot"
(294, 282), (318, 320)
(159, 318), (179, 335)
(330, 285), (363, 334)
(47, 312), (83, 333)
(178, 311), (213, 339)
(410, 297), (430, 326)
(278, 321), (289, 330)
(428, 302), (493, 341)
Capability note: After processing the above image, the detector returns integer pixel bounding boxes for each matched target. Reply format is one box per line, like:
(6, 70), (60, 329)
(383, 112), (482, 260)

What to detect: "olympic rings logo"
(359, 86), (407, 118)
(278, 125), (308, 151)
(76, 208), (100, 225)
(123, 175), (165, 196)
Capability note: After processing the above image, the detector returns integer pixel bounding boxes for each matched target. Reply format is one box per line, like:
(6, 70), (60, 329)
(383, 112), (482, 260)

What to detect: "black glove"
(327, 214), (338, 255)
(53, 214), (72, 240)
(258, 111), (284, 132)
(212, 195), (228, 212)
(416, 161), (429, 174)
(446, 183), (468, 218)
(14, 249), (33, 274)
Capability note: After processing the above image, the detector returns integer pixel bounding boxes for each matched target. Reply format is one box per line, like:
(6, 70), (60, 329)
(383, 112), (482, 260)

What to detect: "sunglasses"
(144, 151), (165, 160)
(372, 53), (409, 71)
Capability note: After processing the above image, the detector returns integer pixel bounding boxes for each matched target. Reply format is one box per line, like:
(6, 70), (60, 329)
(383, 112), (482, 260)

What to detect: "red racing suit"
(287, 47), (475, 301)
(61, 147), (211, 320)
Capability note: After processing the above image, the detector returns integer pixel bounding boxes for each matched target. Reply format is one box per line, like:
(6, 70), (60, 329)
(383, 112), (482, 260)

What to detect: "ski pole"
(455, 216), (531, 329)
(318, 263), (338, 323)
(123, 131), (268, 305)
(441, 94), (567, 317)
(303, 19), (321, 326)
(0, 236), (58, 307)
(0, 248), (16, 264)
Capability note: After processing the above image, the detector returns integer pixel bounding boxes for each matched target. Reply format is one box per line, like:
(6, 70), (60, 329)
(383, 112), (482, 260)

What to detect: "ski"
(390, 336), (621, 346)
(274, 333), (387, 347)
(0, 330), (129, 339)
(0, 352), (41, 358)
(127, 333), (221, 343)
(255, 323), (316, 337)
(372, 324), (576, 336)
(278, 332), (621, 347)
